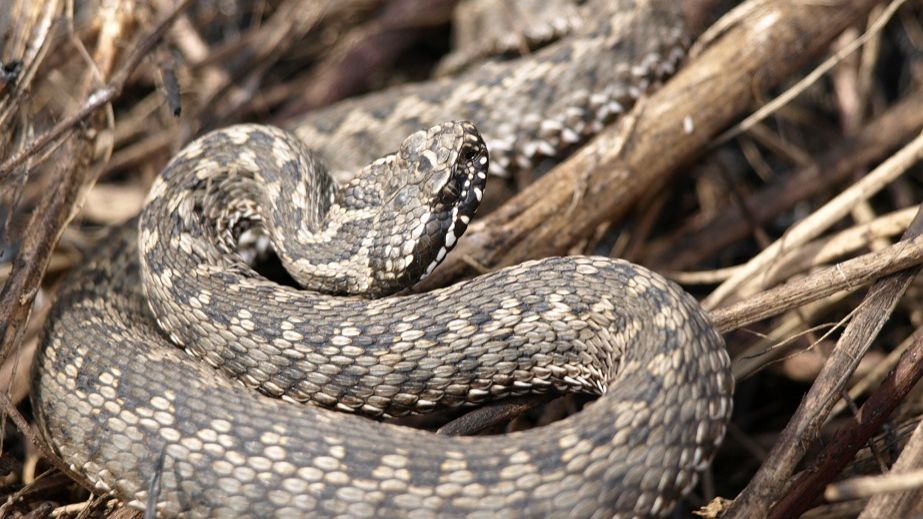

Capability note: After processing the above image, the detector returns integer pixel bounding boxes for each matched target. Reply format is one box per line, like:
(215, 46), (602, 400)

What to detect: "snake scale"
(33, 0), (734, 517)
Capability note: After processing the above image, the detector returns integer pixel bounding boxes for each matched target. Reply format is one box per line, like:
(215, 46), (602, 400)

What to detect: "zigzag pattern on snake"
(33, 1), (733, 517)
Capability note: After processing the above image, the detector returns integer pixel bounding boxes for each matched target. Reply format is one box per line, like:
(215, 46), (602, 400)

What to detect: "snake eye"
(463, 146), (481, 164)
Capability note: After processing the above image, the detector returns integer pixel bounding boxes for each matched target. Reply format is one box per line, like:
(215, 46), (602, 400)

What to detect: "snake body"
(291, 0), (688, 180)
(35, 121), (732, 517)
(33, 1), (734, 517)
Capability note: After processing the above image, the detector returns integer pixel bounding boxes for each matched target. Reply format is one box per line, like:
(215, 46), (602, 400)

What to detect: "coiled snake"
(33, 2), (734, 518)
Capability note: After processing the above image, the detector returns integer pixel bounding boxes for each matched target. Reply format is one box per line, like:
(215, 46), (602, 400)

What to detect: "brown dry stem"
(725, 205), (923, 518)
(764, 316), (923, 518)
(646, 86), (923, 272)
(710, 225), (923, 334)
(703, 125), (923, 308)
(857, 416), (923, 516)
(0, 0), (192, 489)
(829, 466), (923, 501)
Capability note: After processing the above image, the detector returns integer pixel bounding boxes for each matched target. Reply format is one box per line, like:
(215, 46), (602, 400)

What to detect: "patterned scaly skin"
(292, 0), (689, 180)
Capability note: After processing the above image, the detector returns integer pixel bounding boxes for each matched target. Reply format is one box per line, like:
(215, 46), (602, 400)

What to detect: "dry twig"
(646, 86), (923, 271)
(704, 128), (923, 309)
(858, 415), (923, 516)
(828, 466), (923, 501)
(0, 0), (193, 488)
(765, 322), (923, 518)
(725, 206), (923, 518)
(710, 231), (923, 333)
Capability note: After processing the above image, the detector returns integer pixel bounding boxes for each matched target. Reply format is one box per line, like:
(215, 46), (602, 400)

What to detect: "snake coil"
(34, 121), (732, 518)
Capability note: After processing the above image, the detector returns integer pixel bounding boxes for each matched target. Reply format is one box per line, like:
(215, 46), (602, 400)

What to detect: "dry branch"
(646, 86), (923, 271)
(829, 466), (923, 501)
(709, 232), (923, 334)
(668, 206), (917, 287)
(858, 416), (923, 516)
(704, 128), (923, 309)
(0, 1), (192, 181)
(763, 315), (923, 518)
(829, 326), (923, 418)
(725, 205), (923, 518)
(0, 0), (60, 146)
(0, 0), (192, 489)
(0, 0), (192, 360)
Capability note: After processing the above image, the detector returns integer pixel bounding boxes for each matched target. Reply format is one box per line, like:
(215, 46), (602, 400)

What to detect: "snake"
(32, 1), (734, 517)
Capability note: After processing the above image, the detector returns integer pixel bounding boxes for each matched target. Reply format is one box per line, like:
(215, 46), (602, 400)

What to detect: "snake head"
(332, 121), (488, 297)
(397, 121), (488, 281)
